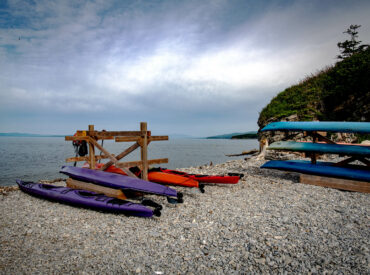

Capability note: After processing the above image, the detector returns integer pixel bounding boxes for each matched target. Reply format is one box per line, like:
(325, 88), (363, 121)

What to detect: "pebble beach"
(1, 156), (369, 274)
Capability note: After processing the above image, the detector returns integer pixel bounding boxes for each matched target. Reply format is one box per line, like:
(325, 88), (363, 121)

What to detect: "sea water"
(0, 137), (258, 186)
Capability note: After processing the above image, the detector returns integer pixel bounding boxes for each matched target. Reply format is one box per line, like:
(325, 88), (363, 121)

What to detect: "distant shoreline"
(0, 134), (65, 137)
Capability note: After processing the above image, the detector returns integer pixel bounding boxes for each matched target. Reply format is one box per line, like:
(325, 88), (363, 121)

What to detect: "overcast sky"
(1, 0), (369, 136)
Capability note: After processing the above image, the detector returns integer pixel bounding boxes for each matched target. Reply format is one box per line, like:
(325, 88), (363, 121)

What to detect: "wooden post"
(65, 124), (168, 177)
(311, 131), (317, 164)
(88, 125), (96, 169)
(140, 122), (148, 181)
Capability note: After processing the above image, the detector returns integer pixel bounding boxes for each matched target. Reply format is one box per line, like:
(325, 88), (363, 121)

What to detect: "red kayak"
(82, 163), (204, 192)
(149, 167), (243, 184)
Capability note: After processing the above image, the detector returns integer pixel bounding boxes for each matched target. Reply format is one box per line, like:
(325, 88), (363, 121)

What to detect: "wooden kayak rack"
(65, 122), (168, 181)
(264, 126), (369, 193)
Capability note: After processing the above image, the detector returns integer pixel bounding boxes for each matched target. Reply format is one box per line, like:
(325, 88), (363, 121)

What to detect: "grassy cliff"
(258, 48), (370, 128)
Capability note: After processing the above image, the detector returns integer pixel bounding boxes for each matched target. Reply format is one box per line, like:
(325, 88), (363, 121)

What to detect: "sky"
(0, 0), (370, 136)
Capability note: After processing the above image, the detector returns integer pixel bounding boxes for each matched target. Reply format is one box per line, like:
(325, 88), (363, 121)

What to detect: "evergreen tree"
(337, 24), (369, 59)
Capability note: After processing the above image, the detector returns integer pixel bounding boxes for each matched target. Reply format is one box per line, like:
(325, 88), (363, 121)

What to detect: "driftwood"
(256, 138), (269, 160)
(226, 149), (258, 157)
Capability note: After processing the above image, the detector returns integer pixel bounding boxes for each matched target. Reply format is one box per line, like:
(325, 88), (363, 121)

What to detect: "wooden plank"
(115, 158), (168, 169)
(65, 136), (114, 141)
(121, 167), (138, 178)
(89, 137), (138, 178)
(66, 178), (127, 199)
(300, 174), (370, 193)
(100, 142), (140, 171)
(115, 136), (141, 142)
(88, 131), (147, 137)
(65, 136), (90, 141)
(141, 122), (148, 181)
(88, 125), (96, 169)
(115, 135), (168, 143)
(149, 136), (168, 142)
(66, 156), (89, 162)
(65, 155), (112, 163)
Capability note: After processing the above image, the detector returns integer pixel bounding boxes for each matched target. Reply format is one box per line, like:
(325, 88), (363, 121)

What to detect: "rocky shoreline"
(1, 156), (369, 274)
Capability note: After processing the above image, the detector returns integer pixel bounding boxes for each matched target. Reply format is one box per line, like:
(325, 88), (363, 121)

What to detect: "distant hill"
(258, 48), (370, 129)
(0, 132), (64, 137)
(207, 131), (257, 139)
(168, 134), (198, 139)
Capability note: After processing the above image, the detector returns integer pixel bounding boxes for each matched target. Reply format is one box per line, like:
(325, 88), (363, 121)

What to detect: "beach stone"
(0, 157), (369, 274)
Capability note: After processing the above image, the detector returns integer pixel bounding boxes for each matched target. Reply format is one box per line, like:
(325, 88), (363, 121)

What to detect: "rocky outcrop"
(257, 48), (370, 143)
(258, 114), (358, 144)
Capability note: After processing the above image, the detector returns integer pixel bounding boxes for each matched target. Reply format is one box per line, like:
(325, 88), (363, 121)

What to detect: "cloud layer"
(1, 0), (370, 135)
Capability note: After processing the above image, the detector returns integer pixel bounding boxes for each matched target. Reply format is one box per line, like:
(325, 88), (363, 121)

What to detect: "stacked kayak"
(17, 164), (241, 217)
(16, 180), (158, 217)
(149, 167), (242, 184)
(83, 163), (203, 191)
(60, 166), (182, 202)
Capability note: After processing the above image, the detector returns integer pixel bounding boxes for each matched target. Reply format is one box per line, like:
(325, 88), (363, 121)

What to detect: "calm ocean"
(0, 137), (258, 186)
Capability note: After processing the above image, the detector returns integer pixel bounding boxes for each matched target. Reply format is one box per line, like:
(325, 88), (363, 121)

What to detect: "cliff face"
(257, 48), (370, 136)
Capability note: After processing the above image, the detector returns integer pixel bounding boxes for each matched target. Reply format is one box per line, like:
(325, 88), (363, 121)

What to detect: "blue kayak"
(261, 160), (370, 182)
(261, 121), (370, 134)
(268, 141), (370, 156)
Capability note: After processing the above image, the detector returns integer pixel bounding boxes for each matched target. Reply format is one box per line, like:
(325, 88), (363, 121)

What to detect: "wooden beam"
(100, 142), (140, 170)
(88, 131), (147, 137)
(89, 137), (138, 178)
(334, 156), (370, 167)
(115, 136), (140, 142)
(115, 158), (168, 169)
(65, 136), (90, 141)
(88, 137), (118, 163)
(141, 122), (148, 181)
(149, 136), (168, 142)
(65, 136), (114, 141)
(88, 125), (96, 169)
(310, 131), (317, 164)
(100, 142), (140, 172)
(300, 174), (370, 193)
(66, 178), (127, 200)
(312, 132), (336, 144)
(114, 135), (168, 143)
(65, 155), (112, 163)
(359, 157), (370, 166)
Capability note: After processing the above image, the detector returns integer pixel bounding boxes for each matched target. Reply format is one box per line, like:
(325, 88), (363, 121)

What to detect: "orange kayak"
(148, 171), (199, 188)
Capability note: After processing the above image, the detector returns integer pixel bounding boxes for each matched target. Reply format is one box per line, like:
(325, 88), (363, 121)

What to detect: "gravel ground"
(0, 157), (369, 274)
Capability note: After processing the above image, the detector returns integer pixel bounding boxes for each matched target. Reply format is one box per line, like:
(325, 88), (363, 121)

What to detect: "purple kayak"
(16, 180), (158, 217)
(60, 166), (180, 199)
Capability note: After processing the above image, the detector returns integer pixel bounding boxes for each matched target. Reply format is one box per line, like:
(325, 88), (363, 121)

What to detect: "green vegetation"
(207, 131), (257, 139)
(337, 24), (369, 60)
(258, 25), (369, 128)
(231, 132), (258, 139)
(258, 47), (370, 128)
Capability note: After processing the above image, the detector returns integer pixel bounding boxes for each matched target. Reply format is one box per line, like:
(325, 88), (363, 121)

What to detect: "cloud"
(1, 0), (370, 135)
